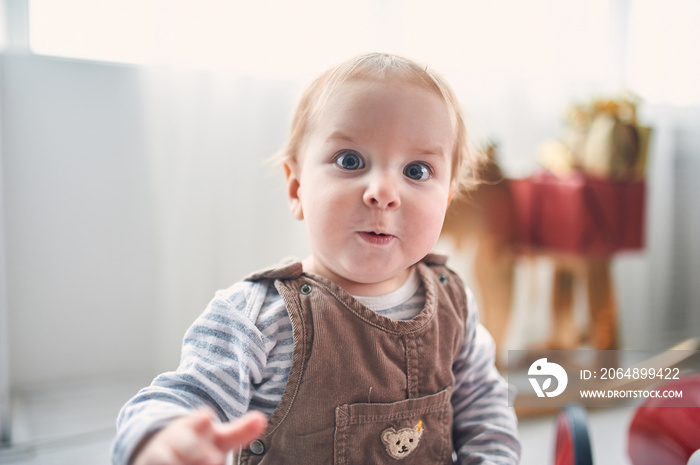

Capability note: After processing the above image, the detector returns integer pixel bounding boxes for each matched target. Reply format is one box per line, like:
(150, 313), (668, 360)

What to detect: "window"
(28, 0), (373, 78)
(625, 0), (700, 106)
(27, 0), (700, 104)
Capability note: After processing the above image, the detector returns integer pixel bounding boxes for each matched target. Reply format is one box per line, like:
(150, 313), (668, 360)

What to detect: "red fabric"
(508, 173), (645, 255)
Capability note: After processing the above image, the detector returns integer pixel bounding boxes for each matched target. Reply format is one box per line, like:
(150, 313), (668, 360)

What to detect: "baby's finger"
(190, 409), (218, 433)
(214, 411), (268, 452)
(133, 440), (183, 465)
(173, 441), (227, 465)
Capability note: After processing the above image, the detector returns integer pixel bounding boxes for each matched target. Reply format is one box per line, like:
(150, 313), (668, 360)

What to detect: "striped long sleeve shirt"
(112, 269), (520, 464)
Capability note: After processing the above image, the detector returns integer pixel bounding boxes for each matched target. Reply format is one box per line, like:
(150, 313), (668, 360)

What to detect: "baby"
(113, 52), (521, 464)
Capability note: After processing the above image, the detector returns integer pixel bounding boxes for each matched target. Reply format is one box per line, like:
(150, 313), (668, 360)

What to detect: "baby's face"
(285, 79), (455, 296)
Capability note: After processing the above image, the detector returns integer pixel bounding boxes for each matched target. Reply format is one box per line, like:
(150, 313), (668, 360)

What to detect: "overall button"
(438, 274), (449, 284)
(249, 439), (265, 455)
(300, 283), (313, 295)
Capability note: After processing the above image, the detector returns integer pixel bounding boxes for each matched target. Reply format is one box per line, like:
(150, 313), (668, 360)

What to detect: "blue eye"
(404, 162), (431, 181)
(335, 151), (365, 170)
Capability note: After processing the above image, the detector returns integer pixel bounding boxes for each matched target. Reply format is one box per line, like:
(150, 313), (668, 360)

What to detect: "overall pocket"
(333, 388), (453, 465)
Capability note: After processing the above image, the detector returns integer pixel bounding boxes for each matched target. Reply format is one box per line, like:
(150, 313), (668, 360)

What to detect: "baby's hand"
(132, 409), (267, 465)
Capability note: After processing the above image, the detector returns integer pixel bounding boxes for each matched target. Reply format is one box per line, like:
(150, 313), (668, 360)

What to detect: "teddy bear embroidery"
(381, 420), (424, 460)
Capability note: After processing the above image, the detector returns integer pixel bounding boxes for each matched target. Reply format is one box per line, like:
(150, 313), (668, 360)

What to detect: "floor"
(517, 406), (636, 464)
(0, 377), (637, 465)
(0, 377), (150, 465)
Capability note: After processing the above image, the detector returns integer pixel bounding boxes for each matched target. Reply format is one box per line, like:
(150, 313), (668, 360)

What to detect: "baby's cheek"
(413, 205), (448, 240)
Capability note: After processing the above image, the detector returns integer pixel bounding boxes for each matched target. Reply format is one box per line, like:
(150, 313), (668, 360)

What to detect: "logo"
(528, 358), (568, 397)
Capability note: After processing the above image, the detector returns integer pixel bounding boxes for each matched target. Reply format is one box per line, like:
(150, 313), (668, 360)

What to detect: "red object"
(509, 173), (646, 255)
(627, 374), (700, 465)
(555, 418), (575, 465)
(555, 405), (593, 465)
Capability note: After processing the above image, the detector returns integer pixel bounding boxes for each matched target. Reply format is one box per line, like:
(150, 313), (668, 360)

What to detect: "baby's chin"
(334, 266), (413, 297)
(304, 254), (418, 295)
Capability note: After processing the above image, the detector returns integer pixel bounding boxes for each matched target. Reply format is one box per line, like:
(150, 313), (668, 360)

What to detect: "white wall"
(2, 54), (158, 387)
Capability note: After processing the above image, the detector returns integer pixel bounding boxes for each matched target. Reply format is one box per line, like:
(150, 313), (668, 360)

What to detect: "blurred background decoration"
(442, 94), (651, 363)
(0, 0), (699, 463)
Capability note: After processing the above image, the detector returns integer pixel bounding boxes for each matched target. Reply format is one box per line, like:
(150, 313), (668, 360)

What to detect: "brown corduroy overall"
(238, 254), (469, 464)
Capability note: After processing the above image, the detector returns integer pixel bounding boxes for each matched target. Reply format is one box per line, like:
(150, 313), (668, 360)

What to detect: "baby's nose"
(363, 174), (400, 209)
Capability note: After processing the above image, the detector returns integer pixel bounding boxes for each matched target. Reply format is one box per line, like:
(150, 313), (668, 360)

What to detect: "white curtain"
(620, 0), (700, 348)
(140, 69), (310, 370)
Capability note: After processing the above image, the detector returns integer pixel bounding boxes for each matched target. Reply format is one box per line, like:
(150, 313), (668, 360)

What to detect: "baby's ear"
(283, 160), (304, 220)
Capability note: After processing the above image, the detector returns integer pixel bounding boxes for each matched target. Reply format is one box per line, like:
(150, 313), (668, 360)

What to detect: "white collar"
(352, 267), (420, 312)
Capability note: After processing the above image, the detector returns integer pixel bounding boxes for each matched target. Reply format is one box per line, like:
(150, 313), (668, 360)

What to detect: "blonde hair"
(277, 52), (478, 190)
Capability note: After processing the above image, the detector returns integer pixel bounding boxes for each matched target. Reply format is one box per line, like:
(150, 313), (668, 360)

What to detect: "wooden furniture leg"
(586, 258), (618, 350)
(548, 263), (580, 350)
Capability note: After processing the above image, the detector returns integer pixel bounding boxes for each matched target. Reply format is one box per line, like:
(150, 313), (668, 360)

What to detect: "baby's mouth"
(358, 231), (395, 245)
